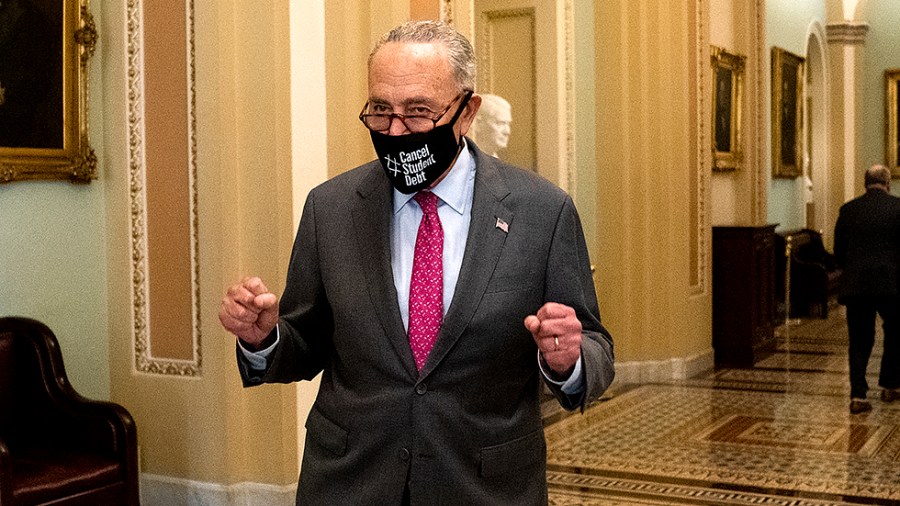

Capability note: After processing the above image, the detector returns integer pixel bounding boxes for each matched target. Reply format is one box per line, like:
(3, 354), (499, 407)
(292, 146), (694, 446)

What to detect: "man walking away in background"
(834, 164), (900, 414)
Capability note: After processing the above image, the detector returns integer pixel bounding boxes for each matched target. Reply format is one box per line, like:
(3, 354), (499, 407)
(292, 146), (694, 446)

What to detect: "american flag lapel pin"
(495, 217), (509, 234)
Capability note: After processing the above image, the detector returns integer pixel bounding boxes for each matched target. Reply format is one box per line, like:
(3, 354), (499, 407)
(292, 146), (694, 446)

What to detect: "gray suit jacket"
(239, 141), (615, 505)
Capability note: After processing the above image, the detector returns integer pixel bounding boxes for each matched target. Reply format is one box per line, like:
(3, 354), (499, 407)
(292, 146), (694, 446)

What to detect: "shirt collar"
(393, 138), (475, 215)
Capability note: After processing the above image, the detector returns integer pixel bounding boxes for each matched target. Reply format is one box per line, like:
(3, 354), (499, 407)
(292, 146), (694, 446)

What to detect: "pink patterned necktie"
(409, 191), (443, 371)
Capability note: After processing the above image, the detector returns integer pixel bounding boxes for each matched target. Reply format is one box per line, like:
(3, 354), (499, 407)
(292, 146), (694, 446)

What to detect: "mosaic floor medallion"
(545, 311), (900, 505)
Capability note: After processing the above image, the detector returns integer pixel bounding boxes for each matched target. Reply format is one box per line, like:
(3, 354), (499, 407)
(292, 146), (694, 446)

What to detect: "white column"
(290, 0), (328, 466)
(290, 0), (328, 228)
(826, 21), (869, 202)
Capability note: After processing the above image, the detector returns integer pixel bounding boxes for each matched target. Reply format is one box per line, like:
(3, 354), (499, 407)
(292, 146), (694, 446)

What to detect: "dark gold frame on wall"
(0, 0), (97, 184)
(886, 69), (900, 176)
(711, 46), (745, 171)
(771, 46), (804, 179)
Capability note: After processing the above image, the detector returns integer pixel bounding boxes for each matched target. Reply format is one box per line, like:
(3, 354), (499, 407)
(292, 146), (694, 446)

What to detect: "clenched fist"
(524, 302), (582, 378)
(219, 277), (279, 349)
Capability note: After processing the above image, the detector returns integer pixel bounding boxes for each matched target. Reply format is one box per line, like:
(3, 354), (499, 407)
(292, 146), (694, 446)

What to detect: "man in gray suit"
(219, 20), (614, 505)
(834, 164), (900, 414)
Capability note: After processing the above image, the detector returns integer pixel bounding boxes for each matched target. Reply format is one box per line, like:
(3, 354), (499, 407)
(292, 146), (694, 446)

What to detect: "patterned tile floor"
(544, 307), (900, 505)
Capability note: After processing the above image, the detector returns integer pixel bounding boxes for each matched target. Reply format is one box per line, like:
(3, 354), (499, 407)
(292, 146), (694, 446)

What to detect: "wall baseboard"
(612, 349), (715, 385)
(141, 474), (296, 506)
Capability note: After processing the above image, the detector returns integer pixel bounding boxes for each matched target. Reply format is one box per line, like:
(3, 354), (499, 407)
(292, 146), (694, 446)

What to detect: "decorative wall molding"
(825, 22), (870, 45)
(127, 0), (202, 377)
(141, 474), (295, 506)
(691, 0), (709, 294)
(754, 0), (766, 224)
(563, 0), (576, 196)
(441, 0), (476, 39)
(440, 0), (453, 24)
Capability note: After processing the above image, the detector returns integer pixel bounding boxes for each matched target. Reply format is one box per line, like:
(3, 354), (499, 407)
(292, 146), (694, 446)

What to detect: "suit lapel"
(419, 150), (513, 379)
(352, 165), (419, 378)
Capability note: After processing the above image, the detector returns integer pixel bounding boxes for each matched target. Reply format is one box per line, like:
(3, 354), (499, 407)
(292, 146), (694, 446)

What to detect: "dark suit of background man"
(834, 164), (900, 414)
(219, 20), (614, 506)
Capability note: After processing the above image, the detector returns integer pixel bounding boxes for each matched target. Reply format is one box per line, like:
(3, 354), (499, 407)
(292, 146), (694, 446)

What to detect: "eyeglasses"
(359, 90), (473, 133)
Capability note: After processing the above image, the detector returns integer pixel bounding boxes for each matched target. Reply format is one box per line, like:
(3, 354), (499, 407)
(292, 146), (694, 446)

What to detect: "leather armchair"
(792, 230), (840, 317)
(0, 317), (139, 506)
(776, 229), (841, 319)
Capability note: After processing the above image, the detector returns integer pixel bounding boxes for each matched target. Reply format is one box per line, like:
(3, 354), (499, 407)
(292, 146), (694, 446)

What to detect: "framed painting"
(711, 46), (745, 171)
(771, 47), (804, 179)
(887, 69), (900, 176)
(0, 0), (97, 183)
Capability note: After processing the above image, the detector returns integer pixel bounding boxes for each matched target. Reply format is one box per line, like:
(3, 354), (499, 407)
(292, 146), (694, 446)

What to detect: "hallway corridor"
(544, 309), (900, 505)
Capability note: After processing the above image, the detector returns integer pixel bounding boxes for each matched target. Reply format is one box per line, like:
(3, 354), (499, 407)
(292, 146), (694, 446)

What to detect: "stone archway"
(803, 24), (832, 239)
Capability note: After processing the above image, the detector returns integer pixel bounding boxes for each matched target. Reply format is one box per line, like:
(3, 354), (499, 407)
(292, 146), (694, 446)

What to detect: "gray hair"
(864, 164), (891, 188)
(369, 20), (476, 92)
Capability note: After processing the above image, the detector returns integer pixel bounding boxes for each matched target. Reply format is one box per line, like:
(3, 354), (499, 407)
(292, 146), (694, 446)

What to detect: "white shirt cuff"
(237, 325), (280, 370)
(538, 352), (585, 396)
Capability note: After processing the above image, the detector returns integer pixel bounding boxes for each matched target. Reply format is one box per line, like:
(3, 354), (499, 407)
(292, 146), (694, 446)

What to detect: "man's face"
(367, 41), (479, 137)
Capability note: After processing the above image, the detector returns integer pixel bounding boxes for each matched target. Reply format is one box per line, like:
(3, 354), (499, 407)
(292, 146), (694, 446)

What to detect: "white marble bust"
(471, 94), (512, 158)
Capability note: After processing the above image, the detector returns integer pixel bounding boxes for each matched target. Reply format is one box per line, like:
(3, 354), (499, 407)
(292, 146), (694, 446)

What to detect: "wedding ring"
(554, 336), (559, 351)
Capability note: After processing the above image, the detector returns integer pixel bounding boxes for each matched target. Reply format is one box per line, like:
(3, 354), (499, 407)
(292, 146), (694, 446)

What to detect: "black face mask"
(370, 92), (472, 194)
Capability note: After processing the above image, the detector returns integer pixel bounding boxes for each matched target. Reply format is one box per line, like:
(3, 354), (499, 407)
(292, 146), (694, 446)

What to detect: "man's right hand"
(219, 277), (279, 350)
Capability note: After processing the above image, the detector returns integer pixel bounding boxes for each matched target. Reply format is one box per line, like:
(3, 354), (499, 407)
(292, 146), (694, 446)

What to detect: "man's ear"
(457, 94), (482, 137)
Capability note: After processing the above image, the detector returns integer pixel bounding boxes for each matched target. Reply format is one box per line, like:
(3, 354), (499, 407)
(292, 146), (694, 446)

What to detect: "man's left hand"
(524, 302), (582, 378)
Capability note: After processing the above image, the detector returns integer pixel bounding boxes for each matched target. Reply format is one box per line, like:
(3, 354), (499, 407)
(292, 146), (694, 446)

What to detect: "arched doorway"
(804, 25), (831, 240)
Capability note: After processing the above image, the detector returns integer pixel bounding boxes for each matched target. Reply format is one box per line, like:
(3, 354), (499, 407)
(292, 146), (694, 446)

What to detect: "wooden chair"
(0, 317), (139, 506)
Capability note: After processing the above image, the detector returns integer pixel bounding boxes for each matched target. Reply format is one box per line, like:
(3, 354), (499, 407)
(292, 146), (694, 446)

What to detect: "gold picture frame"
(0, 0), (97, 184)
(886, 69), (900, 176)
(711, 46), (745, 171)
(771, 46), (804, 179)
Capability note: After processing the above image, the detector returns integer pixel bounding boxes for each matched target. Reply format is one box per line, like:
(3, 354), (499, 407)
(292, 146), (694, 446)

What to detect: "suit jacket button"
(399, 448), (410, 461)
(415, 383), (427, 395)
